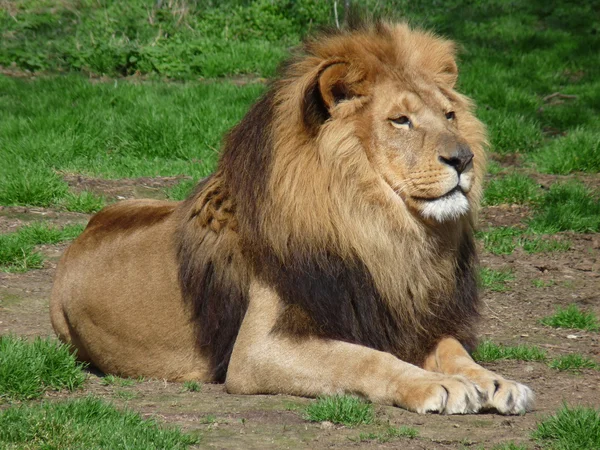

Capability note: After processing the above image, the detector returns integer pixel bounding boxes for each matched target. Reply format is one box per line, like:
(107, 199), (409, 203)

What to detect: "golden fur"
(50, 22), (533, 414)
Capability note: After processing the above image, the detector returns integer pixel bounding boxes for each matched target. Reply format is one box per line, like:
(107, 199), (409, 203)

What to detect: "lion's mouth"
(412, 185), (465, 202)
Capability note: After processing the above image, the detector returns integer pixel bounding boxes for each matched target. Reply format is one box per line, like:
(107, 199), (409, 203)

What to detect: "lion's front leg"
(226, 282), (486, 414)
(423, 337), (534, 414)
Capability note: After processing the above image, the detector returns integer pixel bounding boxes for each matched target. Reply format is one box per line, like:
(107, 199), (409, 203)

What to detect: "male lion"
(51, 23), (533, 414)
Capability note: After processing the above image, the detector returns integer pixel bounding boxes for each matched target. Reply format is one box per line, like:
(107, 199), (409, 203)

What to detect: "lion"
(50, 22), (534, 415)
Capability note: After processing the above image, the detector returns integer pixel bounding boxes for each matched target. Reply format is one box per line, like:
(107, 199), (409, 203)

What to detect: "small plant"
(484, 173), (539, 206)
(113, 389), (137, 400)
(0, 397), (199, 448)
(63, 191), (106, 214)
(182, 380), (202, 392)
(531, 279), (555, 288)
(479, 267), (515, 292)
(492, 443), (527, 450)
(101, 375), (135, 387)
(549, 354), (598, 372)
(357, 426), (419, 442)
(304, 395), (374, 427)
(472, 340), (547, 363)
(541, 304), (599, 331)
(200, 414), (217, 425)
(533, 404), (600, 450)
(0, 335), (87, 401)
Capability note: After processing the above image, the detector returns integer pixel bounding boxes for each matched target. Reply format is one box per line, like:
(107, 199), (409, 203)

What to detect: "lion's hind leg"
(423, 337), (534, 414)
(49, 284), (92, 364)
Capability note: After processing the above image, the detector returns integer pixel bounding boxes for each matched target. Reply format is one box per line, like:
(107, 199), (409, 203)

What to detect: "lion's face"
(363, 78), (478, 222)
(285, 24), (487, 225)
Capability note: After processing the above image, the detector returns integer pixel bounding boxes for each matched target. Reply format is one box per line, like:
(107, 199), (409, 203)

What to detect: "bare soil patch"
(62, 174), (189, 201)
(1, 177), (599, 449)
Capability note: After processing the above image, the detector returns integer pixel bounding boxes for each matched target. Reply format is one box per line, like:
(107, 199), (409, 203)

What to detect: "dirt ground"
(1, 173), (599, 450)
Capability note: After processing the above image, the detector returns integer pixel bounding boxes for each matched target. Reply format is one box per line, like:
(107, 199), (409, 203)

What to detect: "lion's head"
(297, 23), (485, 220)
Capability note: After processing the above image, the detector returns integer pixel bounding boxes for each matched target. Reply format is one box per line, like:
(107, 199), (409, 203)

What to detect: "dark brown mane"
(176, 92), (276, 381)
(266, 234), (479, 365)
(176, 22), (483, 380)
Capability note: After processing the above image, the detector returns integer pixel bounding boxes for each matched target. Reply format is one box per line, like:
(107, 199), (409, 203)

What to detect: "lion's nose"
(439, 143), (473, 174)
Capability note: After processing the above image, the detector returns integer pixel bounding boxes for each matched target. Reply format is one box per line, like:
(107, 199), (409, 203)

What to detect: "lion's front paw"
(403, 375), (487, 415)
(479, 378), (534, 415)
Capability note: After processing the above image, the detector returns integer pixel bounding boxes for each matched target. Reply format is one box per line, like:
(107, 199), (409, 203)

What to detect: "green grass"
(62, 191), (106, 214)
(532, 279), (555, 288)
(0, 0), (330, 78)
(541, 304), (599, 331)
(0, 335), (86, 401)
(304, 395), (374, 427)
(483, 173), (539, 205)
(472, 341), (599, 373)
(0, 222), (85, 272)
(0, 397), (199, 449)
(356, 426), (419, 442)
(476, 227), (522, 255)
(533, 405), (600, 450)
(472, 340), (547, 363)
(521, 236), (571, 253)
(114, 389), (138, 400)
(200, 414), (217, 425)
(166, 179), (199, 201)
(531, 128), (600, 174)
(100, 375), (136, 387)
(492, 444), (527, 450)
(0, 166), (69, 207)
(477, 227), (571, 255)
(529, 183), (600, 233)
(549, 354), (598, 372)
(479, 267), (515, 292)
(0, 1), (597, 208)
(0, 75), (265, 208)
(182, 381), (202, 392)
(479, 182), (599, 252)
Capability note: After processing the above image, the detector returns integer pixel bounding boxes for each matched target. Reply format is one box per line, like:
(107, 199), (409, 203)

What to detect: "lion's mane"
(177, 22), (486, 382)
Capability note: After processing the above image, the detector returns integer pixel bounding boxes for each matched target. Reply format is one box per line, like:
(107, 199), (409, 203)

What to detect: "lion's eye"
(445, 111), (456, 121)
(390, 116), (412, 129)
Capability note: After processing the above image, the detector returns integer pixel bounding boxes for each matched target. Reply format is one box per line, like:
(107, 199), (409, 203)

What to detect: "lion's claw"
(410, 375), (487, 414)
(482, 379), (534, 415)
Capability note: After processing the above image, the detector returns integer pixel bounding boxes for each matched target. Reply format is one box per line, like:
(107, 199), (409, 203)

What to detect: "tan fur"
(50, 23), (533, 414)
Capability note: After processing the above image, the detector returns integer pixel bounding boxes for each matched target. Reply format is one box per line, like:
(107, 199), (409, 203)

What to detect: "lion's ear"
(302, 60), (365, 133)
(427, 41), (458, 88)
(318, 62), (353, 110)
(434, 58), (458, 88)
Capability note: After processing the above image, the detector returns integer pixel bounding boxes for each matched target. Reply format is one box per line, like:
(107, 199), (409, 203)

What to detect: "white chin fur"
(419, 191), (469, 222)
